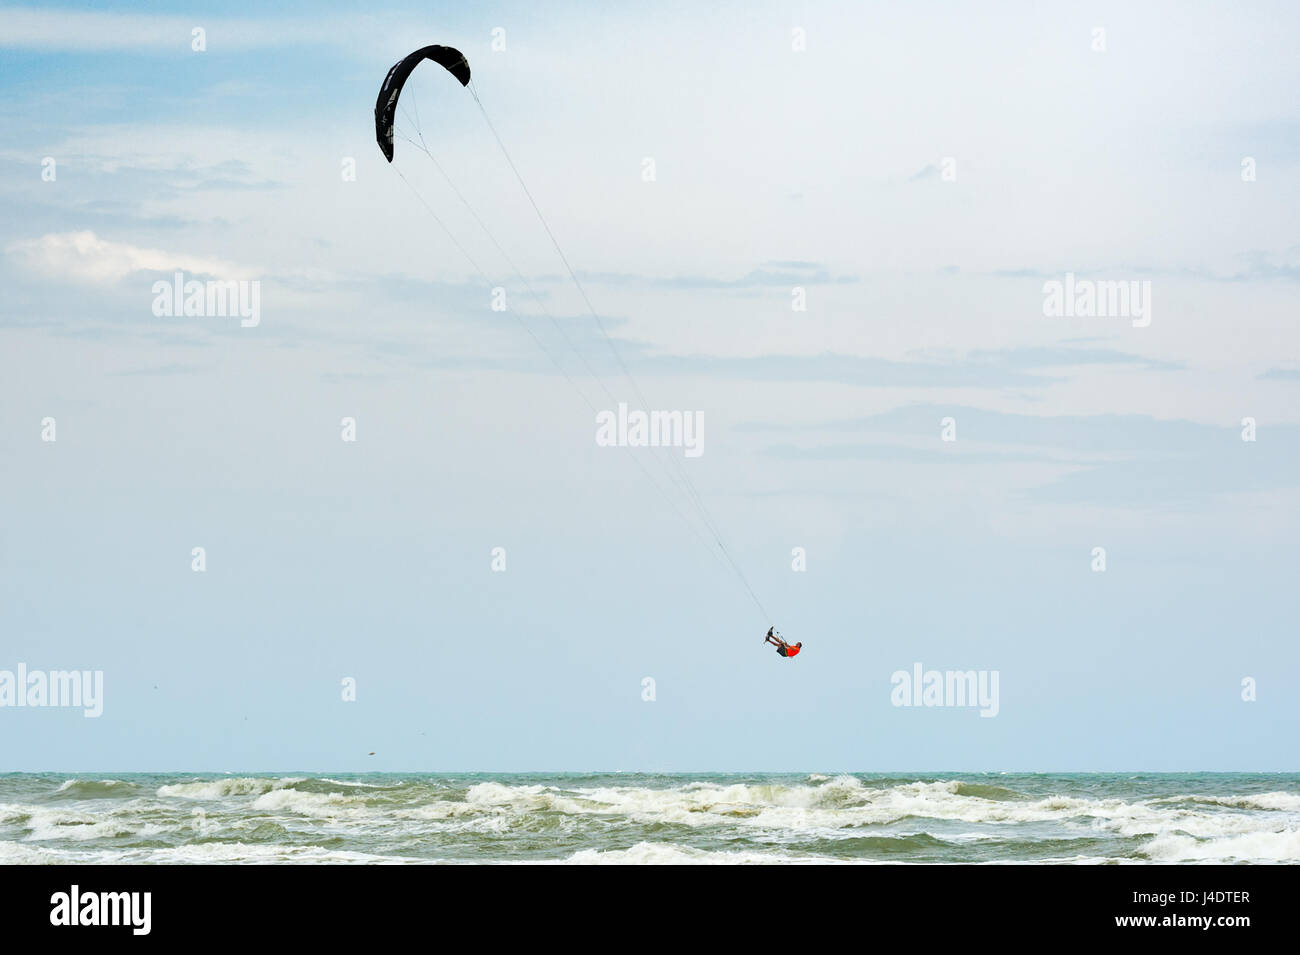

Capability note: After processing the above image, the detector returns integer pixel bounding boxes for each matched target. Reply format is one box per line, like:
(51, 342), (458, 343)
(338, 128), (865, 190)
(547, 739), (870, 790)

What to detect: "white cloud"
(0, 8), (273, 51)
(0, 7), (428, 54)
(6, 231), (257, 283)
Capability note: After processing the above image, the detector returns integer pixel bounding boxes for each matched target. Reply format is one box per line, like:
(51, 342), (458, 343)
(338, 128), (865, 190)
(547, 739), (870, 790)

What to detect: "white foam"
(55, 779), (133, 793)
(1170, 792), (1300, 813)
(21, 806), (168, 843)
(0, 841), (61, 864)
(249, 788), (367, 819)
(111, 842), (431, 865)
(563, 841), (844, 865)
(157, 777), (302, 799)
(0, 803), (31, 824)
(318, 778), (394, 789)
(1144, 827), (1300, 863)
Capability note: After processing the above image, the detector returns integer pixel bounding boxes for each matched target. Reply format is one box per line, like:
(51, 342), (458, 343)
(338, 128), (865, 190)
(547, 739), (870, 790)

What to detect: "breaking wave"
(1, 773), (1295, 864)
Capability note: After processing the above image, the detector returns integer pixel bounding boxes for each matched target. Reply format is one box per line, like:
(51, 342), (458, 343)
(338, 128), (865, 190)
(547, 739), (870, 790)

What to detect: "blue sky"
(1, 1), (1298, 771)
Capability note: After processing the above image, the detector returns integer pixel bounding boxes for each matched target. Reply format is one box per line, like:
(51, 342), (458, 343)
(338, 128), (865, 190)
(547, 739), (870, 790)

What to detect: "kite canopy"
(374, 45), (471, 162)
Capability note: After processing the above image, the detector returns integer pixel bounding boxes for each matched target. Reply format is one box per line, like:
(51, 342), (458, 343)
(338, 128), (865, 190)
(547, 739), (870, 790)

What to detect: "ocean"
(2, 772), (1297, 864)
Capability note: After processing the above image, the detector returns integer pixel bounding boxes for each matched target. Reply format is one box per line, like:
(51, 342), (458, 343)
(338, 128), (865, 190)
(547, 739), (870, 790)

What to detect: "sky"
(1, 1), (1297, 772)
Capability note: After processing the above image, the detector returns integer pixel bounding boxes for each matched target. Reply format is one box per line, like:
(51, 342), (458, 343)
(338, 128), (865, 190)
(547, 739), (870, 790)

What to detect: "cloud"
(761, 260), (824, 270)
(0, 8), (324, 51)
(5, 231), (257, 283)
(1259, 367), (1300, 381)
(748, 404), (1300, 507)
(640, 351), (1048, 388)
(574, 265), (857, 290)
(1216, 250), (1300, 283)
(642, 345), (1175, 389)
(108, 362), (209, 377)
(964, 346), (1182, 372)
(760, 442), (1065, 465)
(992, 252), (1300, 284)
(739, 404), (1218, 452)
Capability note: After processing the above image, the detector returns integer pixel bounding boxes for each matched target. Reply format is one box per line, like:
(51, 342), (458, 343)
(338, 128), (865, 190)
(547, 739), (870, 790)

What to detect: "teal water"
(2, 772), (1297, 864)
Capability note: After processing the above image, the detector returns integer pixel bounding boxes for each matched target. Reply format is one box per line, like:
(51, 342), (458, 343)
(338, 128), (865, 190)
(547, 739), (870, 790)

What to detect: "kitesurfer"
(764, 627), (802, 658)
